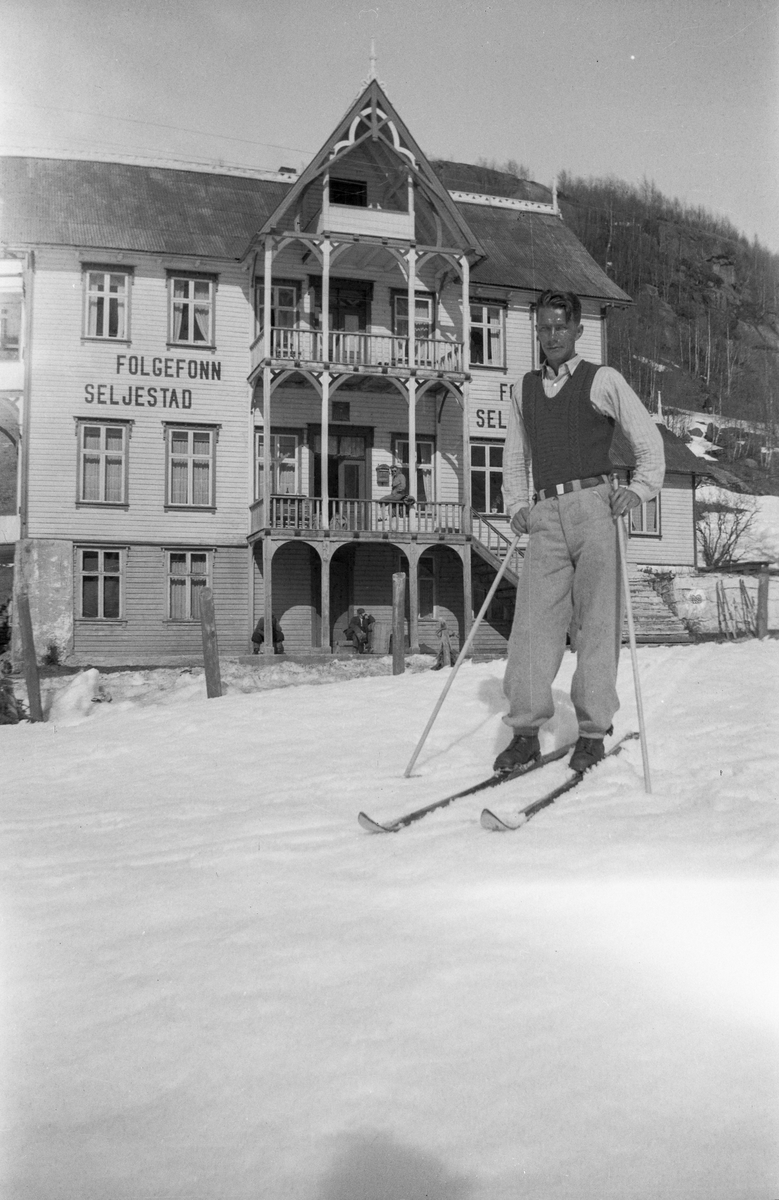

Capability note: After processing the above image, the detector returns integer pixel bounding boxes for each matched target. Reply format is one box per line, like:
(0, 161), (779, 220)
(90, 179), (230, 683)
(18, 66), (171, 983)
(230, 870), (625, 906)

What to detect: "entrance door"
(331, 283), (369, 365)
(339, 459), (364, 500)
(337, 458), (366, 530)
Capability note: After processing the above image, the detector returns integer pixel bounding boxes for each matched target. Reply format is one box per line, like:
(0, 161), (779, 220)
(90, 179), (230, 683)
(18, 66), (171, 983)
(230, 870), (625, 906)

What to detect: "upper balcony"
(250, 327), (464, 381)
(317, 203), (414, 241)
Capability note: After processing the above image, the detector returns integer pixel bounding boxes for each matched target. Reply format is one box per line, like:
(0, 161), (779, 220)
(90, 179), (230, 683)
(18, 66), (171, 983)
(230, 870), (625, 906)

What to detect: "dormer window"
(330, 178), (368, 208)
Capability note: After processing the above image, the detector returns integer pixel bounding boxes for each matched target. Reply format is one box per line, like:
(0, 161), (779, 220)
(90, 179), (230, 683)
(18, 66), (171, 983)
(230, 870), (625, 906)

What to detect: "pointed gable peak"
(248, 77), (483, 257)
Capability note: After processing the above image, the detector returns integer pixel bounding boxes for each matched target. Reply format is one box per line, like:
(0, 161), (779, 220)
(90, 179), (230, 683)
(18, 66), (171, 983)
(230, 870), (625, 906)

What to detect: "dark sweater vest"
(522, 361), (614, 492)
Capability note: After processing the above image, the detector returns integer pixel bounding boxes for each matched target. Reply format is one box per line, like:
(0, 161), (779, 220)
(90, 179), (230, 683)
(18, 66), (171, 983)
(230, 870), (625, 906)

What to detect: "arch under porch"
(251, 536), (469, 656)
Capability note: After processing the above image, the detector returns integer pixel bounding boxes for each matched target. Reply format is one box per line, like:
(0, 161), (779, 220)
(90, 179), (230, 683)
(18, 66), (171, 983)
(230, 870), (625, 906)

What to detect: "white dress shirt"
(501, 355), (666, 515)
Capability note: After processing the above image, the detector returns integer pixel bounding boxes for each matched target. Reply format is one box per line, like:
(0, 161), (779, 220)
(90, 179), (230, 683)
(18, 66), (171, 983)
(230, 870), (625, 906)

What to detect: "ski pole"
(611, 477), (652, 793)
(404, 533), (523, 778)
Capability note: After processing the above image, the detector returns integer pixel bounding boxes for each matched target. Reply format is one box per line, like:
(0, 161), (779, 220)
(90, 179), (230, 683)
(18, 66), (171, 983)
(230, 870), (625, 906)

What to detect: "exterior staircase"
(625, 572), (691, 643)
(468, 512), (690, 651)
(470, 512), (522, 655)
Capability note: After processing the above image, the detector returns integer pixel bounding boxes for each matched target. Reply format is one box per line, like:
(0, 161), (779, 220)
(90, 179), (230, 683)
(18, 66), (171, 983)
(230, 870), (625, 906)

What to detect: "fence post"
(756, 565), (769, 639)
(199, 587), (222, 698)
(16, 591), (44, 722)
(392, 572), (406, 676)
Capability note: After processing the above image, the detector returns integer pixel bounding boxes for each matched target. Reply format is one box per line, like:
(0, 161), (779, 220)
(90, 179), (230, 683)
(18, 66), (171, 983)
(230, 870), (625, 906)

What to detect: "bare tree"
(695, 489), (759, 567)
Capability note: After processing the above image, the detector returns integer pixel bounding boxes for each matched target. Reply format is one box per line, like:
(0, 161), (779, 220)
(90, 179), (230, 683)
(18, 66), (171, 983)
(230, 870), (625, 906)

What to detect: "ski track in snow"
(2, 642), (778, 1199)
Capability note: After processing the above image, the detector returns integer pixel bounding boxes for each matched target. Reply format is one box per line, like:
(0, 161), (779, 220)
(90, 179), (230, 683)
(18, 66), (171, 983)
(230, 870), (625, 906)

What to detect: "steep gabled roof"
(0, 153), (631, 305)
(612, 424), (705, 477)
(247, 80), (485, 257)
(463, 203), (630, 304)
(431, 160), (554, 205)
(0, 156), (289, 259)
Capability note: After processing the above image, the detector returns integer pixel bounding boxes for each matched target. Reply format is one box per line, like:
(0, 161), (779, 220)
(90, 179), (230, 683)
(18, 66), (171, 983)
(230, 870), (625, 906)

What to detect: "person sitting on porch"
(251, 614), (284, 654)
(346, 608), (375, 654)
(378, 467), (413, 506)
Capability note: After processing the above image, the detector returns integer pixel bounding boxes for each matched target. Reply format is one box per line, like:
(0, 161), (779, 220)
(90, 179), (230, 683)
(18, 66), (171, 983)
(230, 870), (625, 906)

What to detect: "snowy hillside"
(2, 641), (778, 1199)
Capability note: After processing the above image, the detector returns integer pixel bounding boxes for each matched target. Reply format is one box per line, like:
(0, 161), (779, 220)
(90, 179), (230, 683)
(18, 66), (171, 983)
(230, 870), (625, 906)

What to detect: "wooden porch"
(249, 496), (466, 540)
(250, 327), (466, 379)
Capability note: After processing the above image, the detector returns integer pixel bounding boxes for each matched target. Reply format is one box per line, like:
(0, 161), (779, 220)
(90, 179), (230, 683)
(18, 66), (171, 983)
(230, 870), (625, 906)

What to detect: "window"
(471, 443), (504, 514)
(254, 281), (299, 345)
(78, 421), (129, 505)
(394, 438), (434, 503)
(470, 302), (504, 367)
(169, 275), (215, 345)
(330, 178), (368, 207)
(418, 553), (436, 618)
(78, 548), (122, 619)
(256, 432), (300, 497)
(167, 551), (210, 620)
(83, 268), (129, 340)
(393, 293), (434, 341)
(630, 494), (661, 536)
(0, 292), (22, 359)
(166, 425), (216, 508)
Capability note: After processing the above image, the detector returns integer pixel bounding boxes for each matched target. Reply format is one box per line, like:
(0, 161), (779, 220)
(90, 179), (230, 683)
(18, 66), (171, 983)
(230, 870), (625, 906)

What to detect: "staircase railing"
(471, 510), (524, 580)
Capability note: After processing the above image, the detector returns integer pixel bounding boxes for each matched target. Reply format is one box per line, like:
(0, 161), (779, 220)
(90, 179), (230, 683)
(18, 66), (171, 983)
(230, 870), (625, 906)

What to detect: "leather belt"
(533, 474), (608, 503)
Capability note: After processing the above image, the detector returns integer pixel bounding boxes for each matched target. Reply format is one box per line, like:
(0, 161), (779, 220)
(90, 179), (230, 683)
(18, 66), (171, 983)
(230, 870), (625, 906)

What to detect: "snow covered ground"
(2, 640), (778, 1199)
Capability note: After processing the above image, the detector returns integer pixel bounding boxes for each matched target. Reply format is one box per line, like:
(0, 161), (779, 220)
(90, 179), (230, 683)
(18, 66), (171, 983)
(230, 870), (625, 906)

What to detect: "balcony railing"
(250, 495), (465, 537)
(250, 327), (464, 375)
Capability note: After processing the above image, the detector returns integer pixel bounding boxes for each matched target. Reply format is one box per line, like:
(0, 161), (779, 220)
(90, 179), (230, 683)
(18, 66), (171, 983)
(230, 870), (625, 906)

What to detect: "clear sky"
(2, 0), (778, 251)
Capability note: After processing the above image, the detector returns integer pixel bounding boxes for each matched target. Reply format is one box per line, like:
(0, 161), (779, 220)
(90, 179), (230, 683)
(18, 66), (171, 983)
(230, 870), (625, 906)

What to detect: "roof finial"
(369, 36), (377, 80)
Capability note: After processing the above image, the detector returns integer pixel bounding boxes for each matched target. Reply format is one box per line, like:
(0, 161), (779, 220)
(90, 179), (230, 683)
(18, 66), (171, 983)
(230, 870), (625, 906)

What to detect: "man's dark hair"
(535, 290), (581, 324)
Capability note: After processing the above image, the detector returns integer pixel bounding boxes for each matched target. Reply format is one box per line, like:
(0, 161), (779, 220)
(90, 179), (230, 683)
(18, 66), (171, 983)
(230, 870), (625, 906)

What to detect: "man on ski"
(495, 289), (665, 775)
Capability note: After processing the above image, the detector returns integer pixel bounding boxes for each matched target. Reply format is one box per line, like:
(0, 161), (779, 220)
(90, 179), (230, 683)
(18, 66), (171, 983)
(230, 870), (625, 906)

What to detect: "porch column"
(320, 542), (331, 654)
(262, 536), (274, 657)
(460, 254), (472, 532)
(462, 542), (473, 655)
(262, 237), (274, 655)
(406, 246), (417, 532)
(321, 235), (331, 532)
(406, 544), (420, 655)
(460, 254), (474, 644)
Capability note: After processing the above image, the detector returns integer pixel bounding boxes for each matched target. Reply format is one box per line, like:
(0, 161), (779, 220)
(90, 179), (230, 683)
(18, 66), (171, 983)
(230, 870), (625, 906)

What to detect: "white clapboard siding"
(27, 250), (255, 545)
(505, 302), (536, 378)
(624, 475), (696, 567)
(72, 544), (247, 662)
(578, 310), (605, 363)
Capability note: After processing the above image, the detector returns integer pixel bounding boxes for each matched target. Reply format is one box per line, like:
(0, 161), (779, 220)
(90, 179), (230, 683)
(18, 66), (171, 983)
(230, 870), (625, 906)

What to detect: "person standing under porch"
(495, 290), (665, 774)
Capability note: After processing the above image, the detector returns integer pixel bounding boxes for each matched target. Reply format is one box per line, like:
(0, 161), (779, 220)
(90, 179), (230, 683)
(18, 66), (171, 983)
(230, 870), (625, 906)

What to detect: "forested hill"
(555, 173), (779, 439)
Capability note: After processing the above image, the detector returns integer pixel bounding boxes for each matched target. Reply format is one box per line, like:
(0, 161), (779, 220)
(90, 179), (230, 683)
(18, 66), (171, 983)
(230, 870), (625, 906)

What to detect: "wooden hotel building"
(0, 79), (698, 664)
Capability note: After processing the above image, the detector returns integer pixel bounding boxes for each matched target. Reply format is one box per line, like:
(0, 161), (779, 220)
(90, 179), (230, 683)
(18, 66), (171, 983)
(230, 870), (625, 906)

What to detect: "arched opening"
(416, 544), (465, 654)
(253, 540), (322, 654)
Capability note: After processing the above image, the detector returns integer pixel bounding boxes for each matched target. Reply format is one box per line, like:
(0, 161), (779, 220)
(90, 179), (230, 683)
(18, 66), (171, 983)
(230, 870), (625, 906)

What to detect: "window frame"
(82, 264), (132, 343)
(391, 291), (435, 341)
(255, 428), (302, 498)
(418, 551), (438, 619)
(470, 440), (505, 515)
(75, 418), (132, 508)
(329, 177), (368, 208)
(469, 300), (506, 369)
(76, 546), (125, 621)
(165, 549), (212, 622)
(391, 434), (435, 504)
(163, 422), (219, 511)
(253, 279), (300, 341)
(629, 492), (662, 538)
(167, 271), (217, 348)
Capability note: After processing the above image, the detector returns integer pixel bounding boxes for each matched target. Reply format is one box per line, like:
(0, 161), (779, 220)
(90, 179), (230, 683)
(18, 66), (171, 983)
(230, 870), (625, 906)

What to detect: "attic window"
(330, 178), (368, 208)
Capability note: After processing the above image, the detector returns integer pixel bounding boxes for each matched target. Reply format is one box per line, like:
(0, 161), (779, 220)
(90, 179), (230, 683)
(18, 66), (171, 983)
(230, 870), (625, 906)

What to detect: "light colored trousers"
(503, 484), (622, 737)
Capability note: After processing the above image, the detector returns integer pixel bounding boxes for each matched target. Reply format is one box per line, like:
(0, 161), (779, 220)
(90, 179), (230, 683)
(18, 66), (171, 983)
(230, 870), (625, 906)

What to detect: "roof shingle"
(0, 156), (630, 304)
